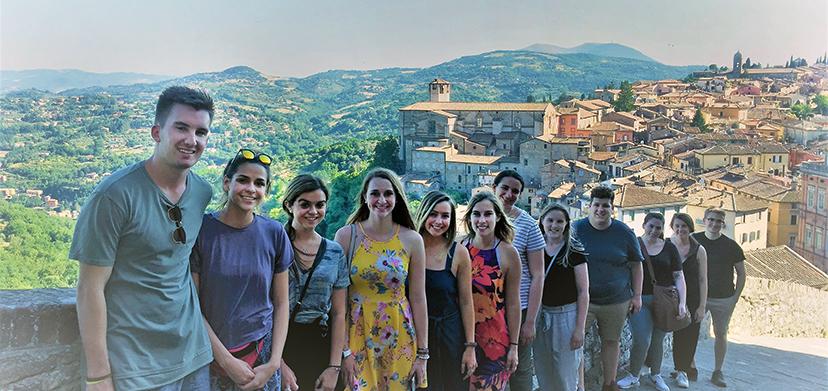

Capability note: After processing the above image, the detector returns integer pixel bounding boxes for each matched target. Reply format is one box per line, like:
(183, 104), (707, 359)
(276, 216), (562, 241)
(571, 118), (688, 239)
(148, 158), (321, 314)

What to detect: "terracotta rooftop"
(686, 187), (768, 212)
(589, 151), (617, 161)
(400, 102), (554, 112)
(445, 154), (502, 165)
(744, 246), (828, 290)
(614, 184), (686, 209)
(695, 145), (757, 155)
(548, 182), (576, 199)
(530, 135), (588, 144)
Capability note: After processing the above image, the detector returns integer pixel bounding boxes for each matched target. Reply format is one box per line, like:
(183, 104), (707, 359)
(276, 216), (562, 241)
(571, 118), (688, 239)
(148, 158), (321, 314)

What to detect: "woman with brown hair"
(334, 168), (429, 390)
(414, 191), (477, 390)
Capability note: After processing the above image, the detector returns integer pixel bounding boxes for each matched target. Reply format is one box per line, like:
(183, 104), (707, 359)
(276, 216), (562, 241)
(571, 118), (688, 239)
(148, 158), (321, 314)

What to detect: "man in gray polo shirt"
(71, 86), (215, 390)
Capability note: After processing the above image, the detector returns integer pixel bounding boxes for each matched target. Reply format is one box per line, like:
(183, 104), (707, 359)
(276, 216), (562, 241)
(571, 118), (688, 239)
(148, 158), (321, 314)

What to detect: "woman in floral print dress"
(461, 192), (521, 391)
(335, 168), (428, 391)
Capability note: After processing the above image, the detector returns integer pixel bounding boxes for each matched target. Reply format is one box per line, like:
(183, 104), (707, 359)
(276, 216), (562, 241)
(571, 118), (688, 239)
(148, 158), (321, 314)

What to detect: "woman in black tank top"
(414, 191), (477, 390)
(668, 213), (709, 386)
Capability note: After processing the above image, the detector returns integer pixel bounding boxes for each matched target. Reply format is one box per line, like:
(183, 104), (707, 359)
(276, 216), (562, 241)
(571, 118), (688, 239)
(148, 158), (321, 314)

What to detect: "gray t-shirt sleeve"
(69, 192), (126, 266)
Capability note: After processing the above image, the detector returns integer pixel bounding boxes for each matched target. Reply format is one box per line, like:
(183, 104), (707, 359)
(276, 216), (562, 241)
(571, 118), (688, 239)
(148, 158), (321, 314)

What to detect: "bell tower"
(429, 78), (451, 102)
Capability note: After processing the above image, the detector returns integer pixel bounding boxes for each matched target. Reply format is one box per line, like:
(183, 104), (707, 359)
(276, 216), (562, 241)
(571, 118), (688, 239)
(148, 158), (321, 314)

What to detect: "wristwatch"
(342, 348), (352, 359)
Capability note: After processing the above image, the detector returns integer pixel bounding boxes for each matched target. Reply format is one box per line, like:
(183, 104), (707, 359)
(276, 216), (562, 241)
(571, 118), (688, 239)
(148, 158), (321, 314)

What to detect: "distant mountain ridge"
(0, 69), (173, 94)
(523, 42), (658, 62)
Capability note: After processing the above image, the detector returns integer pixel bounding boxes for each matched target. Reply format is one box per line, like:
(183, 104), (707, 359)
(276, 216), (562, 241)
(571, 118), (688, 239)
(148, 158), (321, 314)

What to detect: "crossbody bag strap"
(290, 239), (328, 324)
(638, 237), (658, 286)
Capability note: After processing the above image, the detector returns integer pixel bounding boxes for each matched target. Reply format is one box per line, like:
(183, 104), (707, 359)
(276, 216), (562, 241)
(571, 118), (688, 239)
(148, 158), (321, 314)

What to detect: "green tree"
(692, 109), (709, 132)
(612, 81), (635, 112)
(791, 102), (814, 120)
(526, 95), (536, 103)
(370, 136), (403, 174)
(813, 95), (828, 115)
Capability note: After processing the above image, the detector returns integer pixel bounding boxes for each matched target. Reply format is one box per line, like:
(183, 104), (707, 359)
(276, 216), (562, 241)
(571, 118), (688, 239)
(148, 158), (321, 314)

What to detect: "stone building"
(796, 159), (828, 272)
(399, 79), (560, 191)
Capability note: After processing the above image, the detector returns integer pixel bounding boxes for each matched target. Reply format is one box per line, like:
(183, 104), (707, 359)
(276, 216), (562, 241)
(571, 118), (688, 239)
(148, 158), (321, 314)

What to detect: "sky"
(1, 0), (826, 78)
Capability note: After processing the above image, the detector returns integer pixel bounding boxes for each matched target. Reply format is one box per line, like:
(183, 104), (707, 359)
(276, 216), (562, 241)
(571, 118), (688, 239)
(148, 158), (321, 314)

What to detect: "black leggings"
(672, 320), (701, 372)
(283, 319), (339, 390)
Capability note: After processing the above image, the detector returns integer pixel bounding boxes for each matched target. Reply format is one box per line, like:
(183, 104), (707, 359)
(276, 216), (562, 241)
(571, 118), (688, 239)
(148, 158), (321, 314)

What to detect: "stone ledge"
(0, 288), (79, 350)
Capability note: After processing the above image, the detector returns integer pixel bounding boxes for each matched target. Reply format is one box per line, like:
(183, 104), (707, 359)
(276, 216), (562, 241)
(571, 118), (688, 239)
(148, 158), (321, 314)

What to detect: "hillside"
(0, 69), (173, 94)
(522, 42), (658, 62)
(0, 50), (702, 209)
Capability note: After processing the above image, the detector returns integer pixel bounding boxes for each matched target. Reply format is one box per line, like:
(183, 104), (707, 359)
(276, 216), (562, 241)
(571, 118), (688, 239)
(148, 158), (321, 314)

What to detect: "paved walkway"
(627, 335), (828, 391)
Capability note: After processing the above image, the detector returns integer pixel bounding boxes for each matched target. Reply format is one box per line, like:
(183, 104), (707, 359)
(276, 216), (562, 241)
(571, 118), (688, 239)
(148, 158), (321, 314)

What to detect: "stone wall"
(0, 288), (80, 390)
(728, 277), (828, 338)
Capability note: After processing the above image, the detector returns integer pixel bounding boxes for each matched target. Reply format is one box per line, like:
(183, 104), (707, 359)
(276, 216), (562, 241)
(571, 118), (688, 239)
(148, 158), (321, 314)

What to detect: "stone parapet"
(0, 288), (80, 390)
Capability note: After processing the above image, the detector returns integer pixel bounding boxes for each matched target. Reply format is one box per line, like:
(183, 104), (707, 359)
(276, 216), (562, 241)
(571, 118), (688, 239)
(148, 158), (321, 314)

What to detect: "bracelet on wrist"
(342, 348), (352, 359)
(509, 342), (519, 346)
(416, 353), (430, 360)
(327, 365), (341, 371)
(86, 373), (111, 385)
(464, 342), (478, 348)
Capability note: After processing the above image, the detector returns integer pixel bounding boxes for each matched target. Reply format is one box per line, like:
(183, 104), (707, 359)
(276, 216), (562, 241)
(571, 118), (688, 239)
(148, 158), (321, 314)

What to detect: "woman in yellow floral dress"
(335, 168), (428, 391)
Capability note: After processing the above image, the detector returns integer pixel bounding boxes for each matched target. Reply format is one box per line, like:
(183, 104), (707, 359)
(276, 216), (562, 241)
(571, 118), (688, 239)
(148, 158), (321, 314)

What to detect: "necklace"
(292, 245), (317, 257)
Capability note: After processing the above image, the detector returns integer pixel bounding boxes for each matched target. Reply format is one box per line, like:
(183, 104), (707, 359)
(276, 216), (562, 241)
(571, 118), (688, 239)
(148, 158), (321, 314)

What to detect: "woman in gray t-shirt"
(280, 175), (350, 391)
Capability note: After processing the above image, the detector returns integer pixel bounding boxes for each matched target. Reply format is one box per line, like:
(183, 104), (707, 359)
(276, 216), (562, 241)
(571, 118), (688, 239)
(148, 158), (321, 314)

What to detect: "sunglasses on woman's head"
(235, 148), (272, 166)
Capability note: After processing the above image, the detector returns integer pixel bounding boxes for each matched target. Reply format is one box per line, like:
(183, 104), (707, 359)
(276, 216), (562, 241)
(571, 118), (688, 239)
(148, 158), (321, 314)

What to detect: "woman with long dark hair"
(190, 149), (291, 390)
(533, 204), (589, 391)
(280, 175), (349, 391)
(334, 168), (429, 390)
(414, 191), (477, 390)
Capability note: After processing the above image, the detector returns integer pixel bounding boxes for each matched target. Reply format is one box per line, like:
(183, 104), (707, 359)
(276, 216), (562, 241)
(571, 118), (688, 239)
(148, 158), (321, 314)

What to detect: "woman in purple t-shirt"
(190, 149), (292, 391)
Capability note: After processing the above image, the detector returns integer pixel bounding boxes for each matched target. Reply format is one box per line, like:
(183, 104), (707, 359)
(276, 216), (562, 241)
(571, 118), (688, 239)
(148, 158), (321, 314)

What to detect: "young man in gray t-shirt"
(71, 86), (215, 391)
(571, 186), (643, 391)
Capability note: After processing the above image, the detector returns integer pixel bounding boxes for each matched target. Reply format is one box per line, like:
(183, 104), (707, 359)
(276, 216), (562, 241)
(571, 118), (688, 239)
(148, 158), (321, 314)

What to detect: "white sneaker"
(649, 373), (670, 391)
(617, 372), (640, 389)
(676, 371), (689, 388)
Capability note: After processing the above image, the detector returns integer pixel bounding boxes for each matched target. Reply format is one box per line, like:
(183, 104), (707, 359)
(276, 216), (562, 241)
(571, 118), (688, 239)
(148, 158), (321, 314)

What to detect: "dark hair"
(704, 208), (726, 220)
(463, 191), (514, 243)
(537, 203), (586, 268)
(282, 175), (329, 240)
(347, 168), (415, 230)
(493, 170), (525, 193)
(154, 86), (215, 127)
(589, 185), (615, 203)
(219, 149), (272, 209)
(670, 212), (695, 233)
(644, 212), (665, 225)
(415, 191), (457, 245)
(643, 212), (665, 239)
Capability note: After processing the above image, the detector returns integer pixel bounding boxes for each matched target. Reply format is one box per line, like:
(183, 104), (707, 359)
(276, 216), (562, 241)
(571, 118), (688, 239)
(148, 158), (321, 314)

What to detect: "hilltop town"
(398, 51), (828, 272)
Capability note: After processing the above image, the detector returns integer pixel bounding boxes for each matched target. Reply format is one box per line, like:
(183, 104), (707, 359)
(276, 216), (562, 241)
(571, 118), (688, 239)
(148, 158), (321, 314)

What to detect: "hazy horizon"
(1, 0), (826, 78)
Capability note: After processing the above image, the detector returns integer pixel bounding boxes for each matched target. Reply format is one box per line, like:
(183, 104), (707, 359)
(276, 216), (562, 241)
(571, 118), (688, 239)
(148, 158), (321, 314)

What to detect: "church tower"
(429, 78), (451, 102)
(732, 50), (743, 76)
